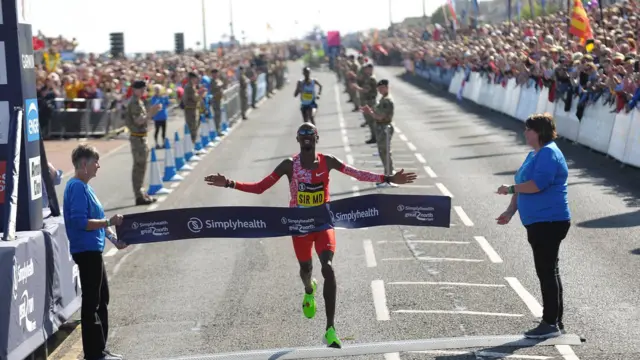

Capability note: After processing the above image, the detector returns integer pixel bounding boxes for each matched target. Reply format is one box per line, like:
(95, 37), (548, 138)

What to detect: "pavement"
(44, 63), (639, 360)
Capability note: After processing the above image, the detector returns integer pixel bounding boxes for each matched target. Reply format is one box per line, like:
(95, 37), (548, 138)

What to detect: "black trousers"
(525, 221), (571, 326)
(154, 120), (167, 144)
(72, 251), (110, 360)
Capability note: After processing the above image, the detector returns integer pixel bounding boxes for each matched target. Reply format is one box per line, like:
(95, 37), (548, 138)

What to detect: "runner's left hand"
(204, 173), (227, 187)
(390, 169), (417, 184)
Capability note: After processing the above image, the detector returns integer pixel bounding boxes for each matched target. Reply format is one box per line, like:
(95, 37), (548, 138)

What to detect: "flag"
(32, 36), (45, 51)
(446, 0), (458, 25)
(569, 0), (593, 44)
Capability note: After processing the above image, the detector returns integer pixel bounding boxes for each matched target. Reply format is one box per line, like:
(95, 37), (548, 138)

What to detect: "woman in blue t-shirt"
(496, 113), (571, 340)
(150, 85), (171, 149)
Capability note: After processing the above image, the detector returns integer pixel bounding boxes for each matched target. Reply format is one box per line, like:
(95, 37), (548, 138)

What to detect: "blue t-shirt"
(515, 142), (571, 226)
(63, 178), (106, 254)
(150, 95), (170, 121)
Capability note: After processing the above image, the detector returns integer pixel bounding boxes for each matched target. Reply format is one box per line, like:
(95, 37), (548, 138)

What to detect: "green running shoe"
(302, 278), (317, 319)
(323, 326), (342, 348)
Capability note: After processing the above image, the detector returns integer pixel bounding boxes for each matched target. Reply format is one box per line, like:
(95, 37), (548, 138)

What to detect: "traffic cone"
(200, 116), (213, 148)
(162, 138), (184, 182)
(183, 124), (201, 162)
(174, 131), (193, 171)
(208, 116), (220, 143)
(221, 106), (229, 134)
(148, 148), (171, 196)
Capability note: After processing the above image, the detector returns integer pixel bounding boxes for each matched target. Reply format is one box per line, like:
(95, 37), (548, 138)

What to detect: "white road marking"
(147, 204), (159, 211)
(454, 206), (474, 226)
(388, 281), (506, 288)
(435, 183), (453, 198)
(424, 166), (437, 178)
(505, 277), (581, 360)
(344, 145), (352, 153)
(112, 245), (141, 276)
(371, 280), (390, 321)
(394, 126), (403, 134)
(352, 185), (360, 196)
(363, 240), (377, 268)
(170, 182), (180, 188)
(414, 153), (427, 164)
(410, 350), (553, 359)
(394, 310), (523, 317)
(157, 196), (168, 203)
(341, 129), (348, 136)
(378, 240), (470, 244)
(172, 335), (582, 359)
(384, 353), (401, 360)
(406, 142), (417, 151)
(104, 248), (118, 257)
(399, 134), (409, 142)
(474, 236), (503, 263)
(505, 277), (543, 317)
(346, 154), (354, 165)
(555, 345), (580, 360)
(382, 257), (484, 263)
(342, 135), (349, 144)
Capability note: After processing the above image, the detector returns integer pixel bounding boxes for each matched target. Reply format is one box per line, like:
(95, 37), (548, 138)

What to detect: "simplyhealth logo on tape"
(187, 217), (267, 233)
(330, 207), (380, 223)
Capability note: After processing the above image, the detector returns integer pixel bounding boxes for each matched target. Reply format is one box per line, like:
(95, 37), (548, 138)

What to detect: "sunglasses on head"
(298, 128), (316, 136)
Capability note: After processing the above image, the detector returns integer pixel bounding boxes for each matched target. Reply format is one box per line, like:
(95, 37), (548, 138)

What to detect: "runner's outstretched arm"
(324, 155), (387, 183)
(293, 81), (301, 97)
(226, 159), (292, 194)
(315, 79), (323, 95)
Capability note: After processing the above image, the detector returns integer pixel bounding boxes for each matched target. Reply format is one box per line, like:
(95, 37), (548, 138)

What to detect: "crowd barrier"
(43, 73), (269, 140)
(45, 98), (126, 139)
(405, 62), (640, 167)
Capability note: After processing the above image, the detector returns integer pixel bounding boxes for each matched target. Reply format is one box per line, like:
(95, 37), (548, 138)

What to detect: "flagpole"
(201, 0), (207, 51)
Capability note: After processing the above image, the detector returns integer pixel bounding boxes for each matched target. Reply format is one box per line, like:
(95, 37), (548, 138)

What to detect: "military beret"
(377, 79), (389, 87)
(132, 80), (146, 89)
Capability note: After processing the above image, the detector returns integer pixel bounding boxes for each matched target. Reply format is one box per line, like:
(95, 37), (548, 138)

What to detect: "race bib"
(302, 92), (313, 101)
(297, 182), (325, 207)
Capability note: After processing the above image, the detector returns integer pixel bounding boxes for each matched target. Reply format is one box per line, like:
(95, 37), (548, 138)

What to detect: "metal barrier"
(45, 98), (126, 139)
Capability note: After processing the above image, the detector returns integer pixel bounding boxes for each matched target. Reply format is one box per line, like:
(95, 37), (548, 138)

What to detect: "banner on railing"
(116, 194), (452, 244)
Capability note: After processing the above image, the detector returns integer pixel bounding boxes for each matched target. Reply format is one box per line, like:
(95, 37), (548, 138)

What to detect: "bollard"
(174, 131), (193, 171)
(162, 138), (184, 182)
(147, 148), (172, 196)
(183, 123), (201, 162)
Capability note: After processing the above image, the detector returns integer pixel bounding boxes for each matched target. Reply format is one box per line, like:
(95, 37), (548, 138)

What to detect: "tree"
(430, 6), (446, 26)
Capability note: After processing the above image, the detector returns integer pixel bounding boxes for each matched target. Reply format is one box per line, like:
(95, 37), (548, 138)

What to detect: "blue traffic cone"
(148, 148), (171, 195)
(162, 138), (184, 182)
(221, 107), (229, 134)
(200, 116), (213, 148)
(174, 132), (193, 171)
(208, 116), (219, 142)
(183, 124), (200, 162)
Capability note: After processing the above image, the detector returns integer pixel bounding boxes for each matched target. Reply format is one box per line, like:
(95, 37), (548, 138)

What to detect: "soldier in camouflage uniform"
(353, 63), (378, 144)
(126, 80), (162, 205)
(362, 79), (395, 181)
(209, 68), (224, 135)
(238, 66), (249, 120)
(246, 63), (257, 108)
(183, 72), (201, 144)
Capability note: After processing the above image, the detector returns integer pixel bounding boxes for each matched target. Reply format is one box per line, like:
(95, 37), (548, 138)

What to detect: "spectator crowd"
(365, 0), (640, 117)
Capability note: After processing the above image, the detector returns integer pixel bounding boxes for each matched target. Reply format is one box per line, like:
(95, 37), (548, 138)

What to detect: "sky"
(29, 0), (457, 53)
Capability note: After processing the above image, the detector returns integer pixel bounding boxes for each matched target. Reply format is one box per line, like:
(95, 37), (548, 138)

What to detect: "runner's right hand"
(204, 173), (227, 187)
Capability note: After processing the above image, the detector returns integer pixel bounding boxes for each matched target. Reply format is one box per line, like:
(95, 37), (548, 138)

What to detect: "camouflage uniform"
(125, 86), (154, 205)
(183, 77), (200, 144)
(239, 67), (249, 119)
(210, 73), (224, 133)
(373, 94), (395, 176)
(362, 70), (378, 142)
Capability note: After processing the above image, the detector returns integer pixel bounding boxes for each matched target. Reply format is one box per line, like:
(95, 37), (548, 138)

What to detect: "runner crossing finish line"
(117, 123), (451, 349)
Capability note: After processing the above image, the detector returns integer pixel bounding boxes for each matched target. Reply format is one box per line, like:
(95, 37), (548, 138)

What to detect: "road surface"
(49, 63), (639, 360)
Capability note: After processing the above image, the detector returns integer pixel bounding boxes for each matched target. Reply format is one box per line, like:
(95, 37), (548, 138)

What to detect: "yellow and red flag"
(569, 0), (593, 45)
